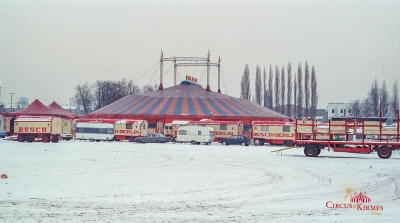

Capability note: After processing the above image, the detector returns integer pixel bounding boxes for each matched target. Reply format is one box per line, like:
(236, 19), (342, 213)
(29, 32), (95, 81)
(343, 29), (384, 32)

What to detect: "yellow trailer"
(14, 116), (63, 143)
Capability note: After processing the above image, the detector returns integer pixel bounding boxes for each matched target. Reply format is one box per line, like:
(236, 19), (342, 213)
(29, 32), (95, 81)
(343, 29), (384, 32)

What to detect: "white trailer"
(75, 122), (114, 142)
(176, 126), (215, 145)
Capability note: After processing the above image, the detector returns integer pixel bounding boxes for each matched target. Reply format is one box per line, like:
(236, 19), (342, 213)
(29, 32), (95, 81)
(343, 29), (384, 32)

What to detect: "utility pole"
(69, 98), (73, 112)
(9, 93), (14, 112)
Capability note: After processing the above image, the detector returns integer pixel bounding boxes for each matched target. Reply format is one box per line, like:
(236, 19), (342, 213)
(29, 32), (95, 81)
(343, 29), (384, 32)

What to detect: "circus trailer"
(75, 122), (114, 142)
(176, 126), (215, 145)
(3, 116), (15, 136)
(251, 121), (296, 146)
(0, 114), (5, 138)
(163, 120), (190, 139)
(14, 116), (63, 143)
(294, 109), (400, 159)
(187, 120), (244, 142)
(147, 122), (164, 134)
(114, 119), (149, 141)
(61, 118), (75, 141)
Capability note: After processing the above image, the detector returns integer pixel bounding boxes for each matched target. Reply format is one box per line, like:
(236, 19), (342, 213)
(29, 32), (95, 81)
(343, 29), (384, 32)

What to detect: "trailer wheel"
(304, 144), (318, 157)
(285, 141), (294, 147)
(191, 140), (196, 145)
(377, 146), (392, 159)
(17, 135), (25, 142)
(42, 135), (50, 143)
(51, 136), (59, 143)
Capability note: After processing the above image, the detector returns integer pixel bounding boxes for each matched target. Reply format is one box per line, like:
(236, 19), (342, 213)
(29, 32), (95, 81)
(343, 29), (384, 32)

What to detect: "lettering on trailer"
(114, 130), (140, 134)
(254, 133), (295, 138)
(18, 127), (47, 133)
(215, 132), (233, 136)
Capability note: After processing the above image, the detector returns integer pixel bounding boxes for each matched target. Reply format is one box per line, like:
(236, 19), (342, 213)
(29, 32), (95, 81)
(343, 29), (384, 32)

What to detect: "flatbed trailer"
(294, 110), (400, 159)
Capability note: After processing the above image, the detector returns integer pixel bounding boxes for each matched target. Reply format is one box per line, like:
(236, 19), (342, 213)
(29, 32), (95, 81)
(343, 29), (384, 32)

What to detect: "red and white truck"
(14, 116), (63, 143)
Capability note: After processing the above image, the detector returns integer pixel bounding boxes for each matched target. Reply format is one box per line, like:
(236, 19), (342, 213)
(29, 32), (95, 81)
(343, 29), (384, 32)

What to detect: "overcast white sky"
(1, 0), (399, 109)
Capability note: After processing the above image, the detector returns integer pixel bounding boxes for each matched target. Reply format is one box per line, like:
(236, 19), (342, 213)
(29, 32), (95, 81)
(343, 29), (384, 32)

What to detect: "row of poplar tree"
(240, 62), (318, 119)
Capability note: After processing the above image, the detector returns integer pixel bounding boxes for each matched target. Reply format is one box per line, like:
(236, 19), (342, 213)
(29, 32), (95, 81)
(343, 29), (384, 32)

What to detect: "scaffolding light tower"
(159, 51), (221, 92)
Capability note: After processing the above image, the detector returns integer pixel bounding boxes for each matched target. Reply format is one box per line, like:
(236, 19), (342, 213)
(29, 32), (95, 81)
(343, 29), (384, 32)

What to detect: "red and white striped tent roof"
(88, 81), (288, 123)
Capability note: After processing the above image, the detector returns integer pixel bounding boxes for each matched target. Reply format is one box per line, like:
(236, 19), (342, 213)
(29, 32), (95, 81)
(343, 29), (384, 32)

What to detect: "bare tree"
(379, 80), (390, 117)
(254, 65), (263, 105)
(281, 66), (285, 115)
(263, 66), (268, 107)
(369, 78), (380, 116)
(240, 64), (251, 100)
(274, 65), (280, 112)
(297, 63), (303, 118)
(310, 66), (318, 118)
(268, 64), (273, 109)
(349, 99), (362, 118)
(304, 61), (310, 117)
(361, 98), (373, 117)
(74, 82), (93, 114)
(142, 84), (157, 93)
(392, 81), (399, 117)
(287, 63), (292, 117)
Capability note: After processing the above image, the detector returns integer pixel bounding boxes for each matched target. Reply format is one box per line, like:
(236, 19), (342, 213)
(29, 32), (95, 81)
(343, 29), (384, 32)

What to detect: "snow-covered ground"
(1, 139), (399, 222)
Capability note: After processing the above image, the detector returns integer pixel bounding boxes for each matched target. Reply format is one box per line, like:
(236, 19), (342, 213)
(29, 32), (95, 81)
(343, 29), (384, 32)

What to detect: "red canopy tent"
(47, 101), (77, 118)
(11, 99), (60, 117)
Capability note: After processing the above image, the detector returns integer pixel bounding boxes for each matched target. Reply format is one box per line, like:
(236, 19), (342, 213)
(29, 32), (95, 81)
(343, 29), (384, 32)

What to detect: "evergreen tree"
(240, 64), (251, 100)
(287, 63), (292, 117)
(255, 65), (263, 105)
(297, 63), (303, 118)
(275, 65), (281, 112)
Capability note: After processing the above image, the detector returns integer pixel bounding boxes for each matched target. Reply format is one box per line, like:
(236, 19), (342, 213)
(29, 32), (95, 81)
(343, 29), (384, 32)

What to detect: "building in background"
(327, 102), (351, 119)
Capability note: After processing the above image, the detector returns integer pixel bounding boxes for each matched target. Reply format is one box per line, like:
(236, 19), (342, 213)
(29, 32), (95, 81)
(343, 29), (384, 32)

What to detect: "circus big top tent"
(88, 81), (289, 125)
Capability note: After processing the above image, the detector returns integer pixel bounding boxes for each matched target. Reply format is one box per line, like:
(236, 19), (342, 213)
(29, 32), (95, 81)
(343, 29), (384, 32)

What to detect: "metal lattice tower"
(159, 51), (221, 92)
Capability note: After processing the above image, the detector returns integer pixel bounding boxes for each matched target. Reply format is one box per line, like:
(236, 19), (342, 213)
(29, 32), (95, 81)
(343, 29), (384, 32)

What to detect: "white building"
(327, 102), (352, 119)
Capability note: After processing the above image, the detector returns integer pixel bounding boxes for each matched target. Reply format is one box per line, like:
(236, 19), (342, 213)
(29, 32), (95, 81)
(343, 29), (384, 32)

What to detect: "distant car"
(220, 135), (250, 146)
(134, 133), (171, 143)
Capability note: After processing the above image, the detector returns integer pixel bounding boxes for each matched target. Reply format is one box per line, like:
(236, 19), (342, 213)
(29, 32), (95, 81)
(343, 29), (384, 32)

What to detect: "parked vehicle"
(176, 126), (215, 145)
(114, 119), (148, 141)
(252, 121), (295, 146)
(220, 135), (251, 146)
(14, 116), (63, 143)
(0, 114), (5, 138)
(134, 133), (171, 143)
(294, 110), (400, 159)
(61, 118), (75, 141)
(75, 122), (114, 142)
(187, 120), (243, 142)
